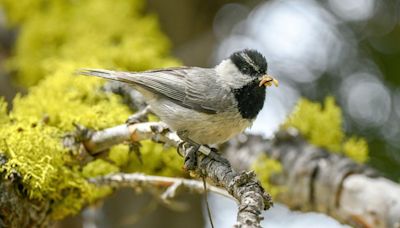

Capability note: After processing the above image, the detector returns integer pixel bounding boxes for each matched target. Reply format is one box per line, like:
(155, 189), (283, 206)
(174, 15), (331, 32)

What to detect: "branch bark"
(72, 122), (273, 228)
(224, 129), (400, 228)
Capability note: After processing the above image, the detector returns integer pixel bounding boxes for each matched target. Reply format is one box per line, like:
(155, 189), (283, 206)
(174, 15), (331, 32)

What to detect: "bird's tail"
(77, 68), (137, 84)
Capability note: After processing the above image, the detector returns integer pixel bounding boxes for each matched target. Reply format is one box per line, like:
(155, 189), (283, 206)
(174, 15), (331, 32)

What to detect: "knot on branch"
(62, 123), (96, 164)
(229, 171), (273, 210)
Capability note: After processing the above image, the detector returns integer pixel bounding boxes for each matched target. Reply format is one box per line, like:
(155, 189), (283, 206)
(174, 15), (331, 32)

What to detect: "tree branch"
(70, 122), (273, 228)
(93, 83), (400, 227)
(224, 129), (400, 228)
(0, 153), (51, 227)
(90, 173), (234, 201)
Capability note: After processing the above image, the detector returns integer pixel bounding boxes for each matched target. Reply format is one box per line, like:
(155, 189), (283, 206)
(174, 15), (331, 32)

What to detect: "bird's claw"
(183, 144), (200, 171)
(176, 132), (229, 170)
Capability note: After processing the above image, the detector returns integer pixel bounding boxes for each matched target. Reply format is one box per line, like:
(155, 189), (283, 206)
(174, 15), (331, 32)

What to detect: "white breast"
(148, 98), (251, 145)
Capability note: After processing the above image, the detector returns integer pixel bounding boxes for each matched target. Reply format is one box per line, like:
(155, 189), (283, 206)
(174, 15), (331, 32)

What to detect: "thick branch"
(74, 122), (273, 228)
(224, 130), (400, 228)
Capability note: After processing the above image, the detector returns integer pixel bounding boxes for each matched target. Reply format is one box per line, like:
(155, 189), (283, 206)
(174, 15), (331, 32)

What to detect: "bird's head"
(216, 49), (278, 119)
(216, 49), (278, 89)
(230, 49), (278, 88)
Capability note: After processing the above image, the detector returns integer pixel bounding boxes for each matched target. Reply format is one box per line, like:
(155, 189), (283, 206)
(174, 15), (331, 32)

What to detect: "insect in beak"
(259, 75), (279, 87)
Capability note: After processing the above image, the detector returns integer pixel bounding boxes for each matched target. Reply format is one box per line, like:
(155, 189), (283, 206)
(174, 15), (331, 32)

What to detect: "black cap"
(230, 49), (268, 77)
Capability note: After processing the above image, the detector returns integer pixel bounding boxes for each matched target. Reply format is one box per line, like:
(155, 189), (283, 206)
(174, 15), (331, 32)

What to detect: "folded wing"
(79, 67), (233, 114)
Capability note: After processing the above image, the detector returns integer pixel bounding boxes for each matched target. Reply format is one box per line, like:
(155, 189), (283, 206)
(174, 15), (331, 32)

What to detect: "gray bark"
(224, 129), (400, 228)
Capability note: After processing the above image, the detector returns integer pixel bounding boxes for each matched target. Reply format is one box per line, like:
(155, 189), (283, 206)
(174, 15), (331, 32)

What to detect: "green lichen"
(0, 118), (111, 220)
(283, 97), (369, 163)
(0, 0), (183, 220)
(251, 154), (283, 198)
(108, 145), (131, 167)
(1, 0), (179, 86)
(82, 159), (120, 178)
(12, 65), (132, 131)
(107, 141), (183, 177)
(343, 137), (369, 163)
(283, 97), (343, 152)
(124, 140), (183, 177)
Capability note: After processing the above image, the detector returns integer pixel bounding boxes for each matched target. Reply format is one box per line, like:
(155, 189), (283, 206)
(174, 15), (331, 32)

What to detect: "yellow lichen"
(283, 97), (369, 163)
(0, 0), (183, 220)
(283, 97), (343, 152)
(251, 154), (283, 198)
(11, 65), (132, 131)
(124, 140), (183, 177)
(0, 119), (111, 220)
(343, 137), (369, 163)
(82, 159), (120, 178)
(108, 145), (131, 167)
(1, 0), (179, 86)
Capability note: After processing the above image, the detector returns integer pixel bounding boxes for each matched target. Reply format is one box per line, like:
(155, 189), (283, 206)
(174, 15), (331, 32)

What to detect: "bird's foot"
(183, 144), (200, 171)
(177, 141), (200, 171)
(177, 131), (200, 171)
(126, 105), (151, 125)
(176, 131), (230, 170)
(177, 143), (230, 171)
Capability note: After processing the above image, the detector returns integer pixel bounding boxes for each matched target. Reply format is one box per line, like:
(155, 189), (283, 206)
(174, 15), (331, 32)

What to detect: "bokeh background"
(146, 0), (400, 180)
(0, 0), (399, 227)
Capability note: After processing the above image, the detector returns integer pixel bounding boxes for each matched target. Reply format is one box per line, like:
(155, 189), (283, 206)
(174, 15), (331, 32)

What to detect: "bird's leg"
(126, 105), (152, 125)
(176, 132), (230, 170)
(177, 131), (201, 171)
(184, 144), (200, 171)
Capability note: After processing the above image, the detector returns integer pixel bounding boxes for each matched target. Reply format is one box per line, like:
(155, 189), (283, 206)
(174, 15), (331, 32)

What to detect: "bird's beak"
(259, 75), (279, 87)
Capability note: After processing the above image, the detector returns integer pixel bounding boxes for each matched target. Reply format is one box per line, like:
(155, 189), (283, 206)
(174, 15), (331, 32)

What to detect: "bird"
(79, 49), (278, 169)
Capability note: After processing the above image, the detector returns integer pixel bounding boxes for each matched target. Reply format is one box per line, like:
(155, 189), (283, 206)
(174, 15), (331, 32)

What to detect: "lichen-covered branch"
(74, 122), (273, 228)
(0, 155), (51, 227)
(224, 130), (400, 228)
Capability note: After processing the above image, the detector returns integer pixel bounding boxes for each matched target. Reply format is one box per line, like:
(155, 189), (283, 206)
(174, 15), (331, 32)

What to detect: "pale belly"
(147, 98), (252, 145)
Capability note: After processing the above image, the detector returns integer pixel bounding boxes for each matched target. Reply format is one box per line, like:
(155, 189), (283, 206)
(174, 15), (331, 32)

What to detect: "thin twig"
(90, 173), (234, 201)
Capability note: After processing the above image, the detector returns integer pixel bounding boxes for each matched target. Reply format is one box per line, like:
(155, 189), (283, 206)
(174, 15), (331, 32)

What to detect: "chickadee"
(79, 49), (278, 168)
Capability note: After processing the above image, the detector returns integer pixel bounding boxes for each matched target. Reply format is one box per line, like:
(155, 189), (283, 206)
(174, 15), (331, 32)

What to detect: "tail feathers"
(77, 68), (136, 84)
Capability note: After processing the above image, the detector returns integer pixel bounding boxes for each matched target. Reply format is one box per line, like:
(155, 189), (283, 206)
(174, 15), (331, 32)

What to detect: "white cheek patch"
(215, 59), (253, 89)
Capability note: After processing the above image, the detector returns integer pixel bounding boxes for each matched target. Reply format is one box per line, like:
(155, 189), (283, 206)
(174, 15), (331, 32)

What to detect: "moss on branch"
(0, 0), (182, 221)
(283, 97), (369, 163)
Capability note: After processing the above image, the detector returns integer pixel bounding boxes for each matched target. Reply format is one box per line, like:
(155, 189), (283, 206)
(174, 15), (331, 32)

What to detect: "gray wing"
(79, 67), (234, 114)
